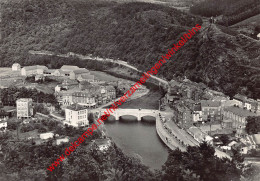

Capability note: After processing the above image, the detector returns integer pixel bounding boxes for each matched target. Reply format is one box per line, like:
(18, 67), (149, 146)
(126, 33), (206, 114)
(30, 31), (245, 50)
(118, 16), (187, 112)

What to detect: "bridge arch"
(119, 115), (138, 122)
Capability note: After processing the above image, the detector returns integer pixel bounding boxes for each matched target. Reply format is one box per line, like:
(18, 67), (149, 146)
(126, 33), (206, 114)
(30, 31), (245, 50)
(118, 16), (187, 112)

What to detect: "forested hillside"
(159, 24), (260, 99)
(0, 0), (259, 99)
(0, 0), (201, 67)
(190, 0), (260, 26)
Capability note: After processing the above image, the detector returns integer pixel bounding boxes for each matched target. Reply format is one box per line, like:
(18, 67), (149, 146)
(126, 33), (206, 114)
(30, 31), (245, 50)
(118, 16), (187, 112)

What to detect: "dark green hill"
(190, 0), (260, 26)
(0, 0), (259, 98)
(0, 0), (201, 68)
(159, 24), (260, 99)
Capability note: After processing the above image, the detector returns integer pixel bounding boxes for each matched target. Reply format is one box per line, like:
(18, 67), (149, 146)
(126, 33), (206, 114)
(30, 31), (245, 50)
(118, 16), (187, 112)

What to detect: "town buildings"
(223, 106), (258, 137)
(53, 69), (70, 77)
(64, 104), (89, 127)
(16, 98), (33, 118)
(188, 126), (213, 144)
(233, 94), (260, 113)
(56, 82), (116, 107)
(72, 91), (97, 107)
(70, 68), (90, 80)
(77, 74), (95, 82)
(201, 100), (222, 122)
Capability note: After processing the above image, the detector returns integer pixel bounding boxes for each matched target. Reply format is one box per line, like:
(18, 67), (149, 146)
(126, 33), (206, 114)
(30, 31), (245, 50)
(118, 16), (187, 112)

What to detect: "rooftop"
(16, 98), (33, 102)
(79, 74), (94, 80)
(44, 69), (56, 73)
(201, 100), (221, 107)
(233, 94), (247, 102)
(58, 69), (71, 74)
(66, 104), (87, 111)
(253, 134), (260, 145)
(23, 65), (48, 71)
(60, 65), (79, 71)
(72, 91), (96, 98)
(224, 106), (258, 117)
(72, 68), (90, 74)
(193, 104), (201, 111)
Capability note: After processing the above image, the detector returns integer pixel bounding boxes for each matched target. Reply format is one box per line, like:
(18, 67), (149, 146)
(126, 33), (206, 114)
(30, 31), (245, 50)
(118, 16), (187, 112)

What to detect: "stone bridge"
(97, 108), (159, 121)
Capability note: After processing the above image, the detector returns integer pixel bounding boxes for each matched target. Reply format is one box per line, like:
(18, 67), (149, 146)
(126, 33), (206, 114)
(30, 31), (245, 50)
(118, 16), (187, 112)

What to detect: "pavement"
(29, 50), (169, 86)
(158, 112), (231, 159)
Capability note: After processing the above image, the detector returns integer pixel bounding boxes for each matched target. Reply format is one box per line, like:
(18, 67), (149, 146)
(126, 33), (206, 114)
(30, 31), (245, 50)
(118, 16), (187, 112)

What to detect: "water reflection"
(104, 115), (169, 170)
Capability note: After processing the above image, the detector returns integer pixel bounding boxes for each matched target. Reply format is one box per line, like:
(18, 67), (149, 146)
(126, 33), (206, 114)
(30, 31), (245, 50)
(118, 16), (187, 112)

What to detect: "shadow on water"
(104, 114), (168, 170)
(105, 115), (156, 124)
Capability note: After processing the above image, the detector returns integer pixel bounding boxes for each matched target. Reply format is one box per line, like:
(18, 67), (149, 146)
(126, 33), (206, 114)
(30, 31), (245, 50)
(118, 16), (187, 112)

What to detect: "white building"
(60, 65), (79, 71)
(65, 104), (89, 127)
(21, 65), (48, 76)
(40, 132), (54, 140)
(12, 63), (21, 71)
(56, 137), (69, 145)
(16, 98), (33, 118)
(55, 85), (61, 93)
(0, 120), (7, 132)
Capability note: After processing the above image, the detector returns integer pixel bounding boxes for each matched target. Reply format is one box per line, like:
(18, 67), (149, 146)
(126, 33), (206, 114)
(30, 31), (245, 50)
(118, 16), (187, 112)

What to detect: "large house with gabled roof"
(21, 65), (48, 76)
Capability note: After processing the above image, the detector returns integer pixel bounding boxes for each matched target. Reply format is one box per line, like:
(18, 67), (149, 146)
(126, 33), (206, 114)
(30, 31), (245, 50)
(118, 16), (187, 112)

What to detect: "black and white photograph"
(0, 0), (260, 180)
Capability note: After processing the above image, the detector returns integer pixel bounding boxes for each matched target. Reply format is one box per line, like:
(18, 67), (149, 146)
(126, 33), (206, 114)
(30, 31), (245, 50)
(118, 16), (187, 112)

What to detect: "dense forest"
(0, 0), (203, 73)
(190, 0), (260, 26)
(0, 0), (201, 68)
(0, 0), (259, 99)
(0, 86), (58, 106)
(0, 125), (252, 181)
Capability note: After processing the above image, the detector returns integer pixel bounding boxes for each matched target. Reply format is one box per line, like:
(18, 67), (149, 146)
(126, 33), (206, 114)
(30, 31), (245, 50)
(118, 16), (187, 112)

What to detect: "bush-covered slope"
(159, 24), (260, 99)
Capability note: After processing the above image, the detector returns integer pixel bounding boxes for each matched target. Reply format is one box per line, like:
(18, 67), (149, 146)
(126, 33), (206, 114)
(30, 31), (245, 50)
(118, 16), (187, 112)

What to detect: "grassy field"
(0, 67), (24, 88)
(0, 67), (20, 77)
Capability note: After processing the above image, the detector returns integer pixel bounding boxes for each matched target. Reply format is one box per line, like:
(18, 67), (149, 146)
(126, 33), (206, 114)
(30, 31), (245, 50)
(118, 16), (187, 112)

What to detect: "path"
(28, 50), (169, 86)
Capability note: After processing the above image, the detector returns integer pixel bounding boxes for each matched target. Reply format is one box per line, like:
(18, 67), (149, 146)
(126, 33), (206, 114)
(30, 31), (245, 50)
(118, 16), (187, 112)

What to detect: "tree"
(245, 116), (260, 134)
(219, 135), (229, 145)
(161, 142), (242, 181)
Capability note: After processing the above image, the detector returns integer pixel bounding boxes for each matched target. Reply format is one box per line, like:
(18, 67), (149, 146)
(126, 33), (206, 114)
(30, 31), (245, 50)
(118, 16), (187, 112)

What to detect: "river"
(104, 116), (169, 170)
